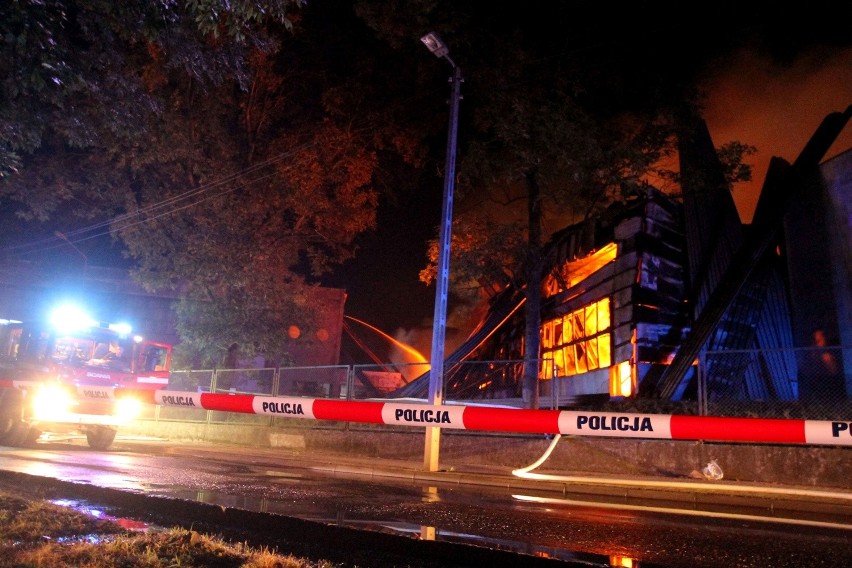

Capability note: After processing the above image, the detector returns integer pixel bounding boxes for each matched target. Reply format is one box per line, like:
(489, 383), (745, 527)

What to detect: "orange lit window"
(540, 298), (611, 379)
(542, 243), (617, 298)
(609, 360), (633, 397)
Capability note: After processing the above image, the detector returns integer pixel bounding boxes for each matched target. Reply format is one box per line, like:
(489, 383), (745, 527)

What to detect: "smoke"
(701, 46), (852, 222)
(391, 304), (479, 367)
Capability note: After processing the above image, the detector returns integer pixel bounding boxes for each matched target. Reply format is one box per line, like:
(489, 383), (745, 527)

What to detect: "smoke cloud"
(701, 46), (852, 222)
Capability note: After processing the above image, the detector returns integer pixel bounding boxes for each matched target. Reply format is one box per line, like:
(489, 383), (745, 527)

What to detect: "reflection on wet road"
(1, 436), (849, 567)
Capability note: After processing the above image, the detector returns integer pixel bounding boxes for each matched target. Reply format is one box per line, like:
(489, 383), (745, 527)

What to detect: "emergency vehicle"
(0, 304), (172, 450)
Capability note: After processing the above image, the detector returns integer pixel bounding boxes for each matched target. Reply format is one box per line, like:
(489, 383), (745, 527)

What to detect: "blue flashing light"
(108, 322), (133, 336)
(49, 304), (97, 334)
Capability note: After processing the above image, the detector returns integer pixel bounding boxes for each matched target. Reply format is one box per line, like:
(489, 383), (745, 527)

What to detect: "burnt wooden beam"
(656, 106), (851, 399)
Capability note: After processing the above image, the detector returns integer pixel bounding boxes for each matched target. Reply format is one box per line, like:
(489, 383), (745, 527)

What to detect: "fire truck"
(0, 304), (172, 450)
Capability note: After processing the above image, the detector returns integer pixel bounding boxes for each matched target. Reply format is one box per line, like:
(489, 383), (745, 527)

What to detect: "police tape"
(81, 387), (852, 447)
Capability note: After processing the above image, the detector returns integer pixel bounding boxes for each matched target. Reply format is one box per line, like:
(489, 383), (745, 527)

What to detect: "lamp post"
(420, 31), (462, 472)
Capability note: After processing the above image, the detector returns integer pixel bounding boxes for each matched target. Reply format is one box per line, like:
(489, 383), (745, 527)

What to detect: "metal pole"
(424, 63), (462, 473)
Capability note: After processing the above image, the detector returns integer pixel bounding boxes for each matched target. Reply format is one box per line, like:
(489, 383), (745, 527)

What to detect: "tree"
(119, 117), (380, 365)
(0, 0), (300, 183)
(435, 80), (680, 408)
(0, 0), (387, 365)
(363, 1), (761, 407)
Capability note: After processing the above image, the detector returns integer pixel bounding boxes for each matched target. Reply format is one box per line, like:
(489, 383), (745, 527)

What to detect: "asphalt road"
(1, 435), (850, 567)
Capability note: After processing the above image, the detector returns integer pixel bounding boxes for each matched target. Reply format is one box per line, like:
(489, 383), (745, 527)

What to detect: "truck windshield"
(86, 338), (133, 372)
(52, 335), (98, 364)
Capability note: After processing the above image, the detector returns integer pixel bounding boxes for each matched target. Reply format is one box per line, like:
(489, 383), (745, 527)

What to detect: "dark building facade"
(394, 110), (851, 404)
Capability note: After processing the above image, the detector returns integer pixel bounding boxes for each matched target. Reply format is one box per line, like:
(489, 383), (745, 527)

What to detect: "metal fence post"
(346, 365), (355, 401)
(550, 357), (558, 409)
(697, 350), (707, 416)
(272, 366), (281, 398)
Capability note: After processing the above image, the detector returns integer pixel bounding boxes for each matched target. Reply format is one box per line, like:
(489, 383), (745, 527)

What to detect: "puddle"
(171, 487), (640, 566)
(50, 498), (154, 535)
(41, 478), (648, 567)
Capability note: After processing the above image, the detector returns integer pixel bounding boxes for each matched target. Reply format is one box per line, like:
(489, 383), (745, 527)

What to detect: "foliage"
(717, 141), (757, 186)
(118, 116), (380, 366)
(0, 0), (296, 221)
(0, 1), (300, 182)
(356, 1), (760, 406)
(0, 1), (389, 365)
(0, 1), (765, 371)
(188, 0), (303, 42)
(419, 215), (526, 304)
(448, 103), (680, 288)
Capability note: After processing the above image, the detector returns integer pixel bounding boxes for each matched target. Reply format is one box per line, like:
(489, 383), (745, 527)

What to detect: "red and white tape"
(3, 380), (847, 446)
(100, 388), (852, 447)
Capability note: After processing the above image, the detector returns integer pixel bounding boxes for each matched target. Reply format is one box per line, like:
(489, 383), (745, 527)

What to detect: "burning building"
(392, 107), (852, 406)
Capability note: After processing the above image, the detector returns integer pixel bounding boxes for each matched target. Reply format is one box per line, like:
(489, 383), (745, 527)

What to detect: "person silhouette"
(803, 328), (841, 403)
(91, 341), (131, 372)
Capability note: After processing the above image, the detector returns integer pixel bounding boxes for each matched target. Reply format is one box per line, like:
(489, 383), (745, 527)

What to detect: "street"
(0, 435), (849, 567)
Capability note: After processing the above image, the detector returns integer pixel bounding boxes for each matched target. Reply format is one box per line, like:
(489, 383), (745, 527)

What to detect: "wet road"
(0, 435), (850, 567)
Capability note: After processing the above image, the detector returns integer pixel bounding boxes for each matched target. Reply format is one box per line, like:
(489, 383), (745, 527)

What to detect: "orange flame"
(344, 316), (428, 365)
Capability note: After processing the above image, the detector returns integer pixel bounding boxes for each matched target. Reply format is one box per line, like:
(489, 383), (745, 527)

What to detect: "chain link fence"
(145, 346), (849, 426)
(700, 346), (850, 420)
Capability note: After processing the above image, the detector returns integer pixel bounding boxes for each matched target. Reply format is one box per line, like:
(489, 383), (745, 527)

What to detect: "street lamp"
(420, 31), (462, 472)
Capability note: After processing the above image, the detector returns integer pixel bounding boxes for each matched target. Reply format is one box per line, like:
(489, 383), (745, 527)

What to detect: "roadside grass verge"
(0, 489), (331, 567)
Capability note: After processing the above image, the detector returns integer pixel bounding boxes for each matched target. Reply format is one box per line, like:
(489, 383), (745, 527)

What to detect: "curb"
(229, 446), (852, 524)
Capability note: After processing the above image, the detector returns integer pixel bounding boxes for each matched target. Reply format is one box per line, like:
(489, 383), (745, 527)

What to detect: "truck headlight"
(32, 384), (75, 419)
(114, 396), (143, 419)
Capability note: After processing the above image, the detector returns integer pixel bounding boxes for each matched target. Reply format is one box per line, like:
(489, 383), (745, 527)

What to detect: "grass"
(0, 489), (333, 568)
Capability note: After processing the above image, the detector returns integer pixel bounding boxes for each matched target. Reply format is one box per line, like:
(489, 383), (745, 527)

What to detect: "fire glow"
(345, 315), (428, 366)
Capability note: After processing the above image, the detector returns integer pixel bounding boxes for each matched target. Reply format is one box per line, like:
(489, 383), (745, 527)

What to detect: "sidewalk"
(123, 419), (852, 519)
(164, 436), (852, 525)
